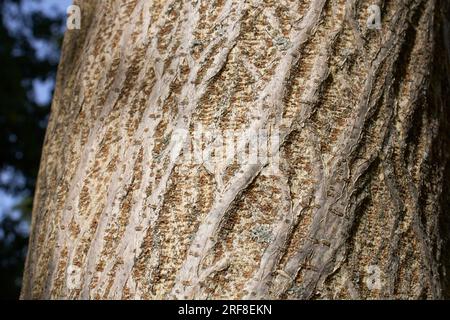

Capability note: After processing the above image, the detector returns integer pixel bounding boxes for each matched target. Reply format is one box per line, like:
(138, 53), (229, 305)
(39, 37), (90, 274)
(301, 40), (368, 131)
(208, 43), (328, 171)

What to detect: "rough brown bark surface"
(21, 0), (450, 299)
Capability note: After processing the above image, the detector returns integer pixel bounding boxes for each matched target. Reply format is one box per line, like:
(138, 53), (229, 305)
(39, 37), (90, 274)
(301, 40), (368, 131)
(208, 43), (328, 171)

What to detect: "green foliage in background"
(0, 0), (64, 299)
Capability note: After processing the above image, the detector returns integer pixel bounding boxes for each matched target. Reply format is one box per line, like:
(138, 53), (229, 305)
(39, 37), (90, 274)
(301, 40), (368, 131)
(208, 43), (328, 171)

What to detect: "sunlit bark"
(22, 0), (450, 299)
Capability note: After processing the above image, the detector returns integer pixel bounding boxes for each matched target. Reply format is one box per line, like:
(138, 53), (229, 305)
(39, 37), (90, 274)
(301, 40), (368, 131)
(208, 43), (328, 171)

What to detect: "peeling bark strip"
(21, 0), (450, 299)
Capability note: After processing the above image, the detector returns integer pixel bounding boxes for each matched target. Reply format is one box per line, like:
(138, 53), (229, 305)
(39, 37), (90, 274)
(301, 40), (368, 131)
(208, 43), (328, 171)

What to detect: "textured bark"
(21, 0), (450, 299)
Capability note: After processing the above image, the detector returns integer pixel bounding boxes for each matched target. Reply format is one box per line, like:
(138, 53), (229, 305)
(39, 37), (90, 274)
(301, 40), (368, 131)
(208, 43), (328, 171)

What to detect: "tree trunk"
(21, 0), (450, 299)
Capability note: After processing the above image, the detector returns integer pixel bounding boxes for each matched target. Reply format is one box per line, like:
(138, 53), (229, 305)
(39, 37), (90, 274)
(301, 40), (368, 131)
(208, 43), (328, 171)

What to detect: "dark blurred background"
(0, 0), (70, 299)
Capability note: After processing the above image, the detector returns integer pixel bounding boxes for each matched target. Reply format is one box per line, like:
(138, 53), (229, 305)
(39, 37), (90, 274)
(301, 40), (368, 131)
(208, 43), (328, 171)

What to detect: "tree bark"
(21, 0), (450, 299)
